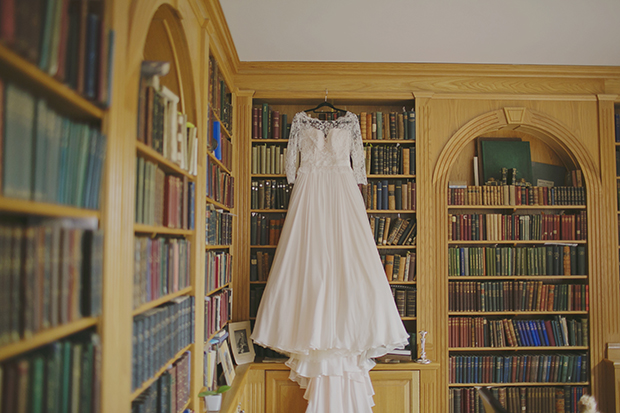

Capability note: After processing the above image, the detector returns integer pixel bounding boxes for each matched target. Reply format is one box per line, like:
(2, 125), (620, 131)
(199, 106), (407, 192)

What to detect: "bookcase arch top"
(125, 1), (198, 123)
(432, 107), (599, 194)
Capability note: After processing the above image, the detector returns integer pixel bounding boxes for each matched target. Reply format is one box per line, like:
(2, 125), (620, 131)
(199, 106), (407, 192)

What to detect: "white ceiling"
(220, 0), (620, 66)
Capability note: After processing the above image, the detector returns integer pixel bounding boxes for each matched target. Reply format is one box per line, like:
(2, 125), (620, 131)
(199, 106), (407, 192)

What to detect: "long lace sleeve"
(286, 113), (302, 184)
(350, 116), (368, 185)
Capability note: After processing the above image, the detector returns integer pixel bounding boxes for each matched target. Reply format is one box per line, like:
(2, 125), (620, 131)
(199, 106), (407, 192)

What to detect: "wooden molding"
(503, 107), (527, 125)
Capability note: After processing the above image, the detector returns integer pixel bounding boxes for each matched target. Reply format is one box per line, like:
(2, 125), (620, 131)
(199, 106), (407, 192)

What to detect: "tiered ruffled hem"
(254, 336), (409, 413)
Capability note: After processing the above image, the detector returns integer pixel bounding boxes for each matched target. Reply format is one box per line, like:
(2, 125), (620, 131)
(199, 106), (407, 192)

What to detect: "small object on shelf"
(415, 330), (431, 364)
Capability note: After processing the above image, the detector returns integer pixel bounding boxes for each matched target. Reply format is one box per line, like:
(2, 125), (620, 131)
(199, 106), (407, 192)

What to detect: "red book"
(0, 0), (16, 44)
(252, 107), (259, 139)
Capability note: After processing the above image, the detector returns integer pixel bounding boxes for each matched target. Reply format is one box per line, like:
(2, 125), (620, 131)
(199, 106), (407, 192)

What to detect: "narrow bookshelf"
(446, 139), (590, 412)
(0, 0), (113, 410)
(130, 7), (201, 410)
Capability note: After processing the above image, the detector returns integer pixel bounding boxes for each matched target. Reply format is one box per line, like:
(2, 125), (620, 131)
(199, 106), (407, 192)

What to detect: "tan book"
(403, 148), (410, 175)
(382, 217), (391, 245)
(384, 254), (394, 280)
(360, 112), (367, 140)
(397, 255), (406, 281)
(388, 184), (396, 210)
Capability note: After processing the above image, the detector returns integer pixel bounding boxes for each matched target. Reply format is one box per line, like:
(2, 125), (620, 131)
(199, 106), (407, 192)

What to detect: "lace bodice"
(285, 111), (367, 185)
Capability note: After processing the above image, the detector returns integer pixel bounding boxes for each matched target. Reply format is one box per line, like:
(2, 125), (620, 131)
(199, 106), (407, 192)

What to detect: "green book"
(376, 112), (383, 140)
(46, 342), (62, 413)
(71, 343), (83, 413)
(33, 100), (49, 202)
(261, 103), (269, 140)
(3, 83), (36, 200)
(60, 342), (72, 413)
(45, 111), (62, 204)
(136, 157), (145, 224)
(75, 125), (92, 207)
(80, 339), (94, 412)
(576, 245), (586, 275)
(30, 355), (45, 413)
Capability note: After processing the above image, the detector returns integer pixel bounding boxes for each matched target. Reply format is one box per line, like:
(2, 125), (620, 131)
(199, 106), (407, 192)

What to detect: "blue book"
(45, 110), (61, 204)
(3, 84), (35, 200)
(382, 180), (388, 208)
(538, 320), (550, 346)
(376, 183), (383, 210)
(529, 321), (541, 346)
(33, 99), (49, 202)
(213, 121), (222, 160)
(38, 0), (58, 71)
(91, 133), (107, 209)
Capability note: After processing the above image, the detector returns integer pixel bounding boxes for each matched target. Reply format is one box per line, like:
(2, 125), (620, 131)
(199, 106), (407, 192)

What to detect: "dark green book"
(46, 342), (63, 413)
(407, 111), (416, 141)
(577, 245), (586, 275)
(261, 103), (269, 140)
(79, 338), (94, 412)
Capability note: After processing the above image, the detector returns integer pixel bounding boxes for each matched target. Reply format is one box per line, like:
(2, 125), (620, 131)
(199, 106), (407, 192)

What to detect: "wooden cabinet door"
(265, 370), (420, 413)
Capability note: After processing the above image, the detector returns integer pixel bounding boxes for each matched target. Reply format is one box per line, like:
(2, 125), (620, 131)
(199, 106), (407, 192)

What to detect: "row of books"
(133, 236), (191, 310)
(449, 316), (588, 348)
(1, 0), (114, 104)
(251, 144), (288, 175)
(206, 157), (234, 208)
(0, 223), (102, 345)
(0, 330), (101, 413)
(251, 179), (293, 210)
(250, 251), (274, 282)
(135, 157), (196, 230)
(131, 296), (195, 391)
(381, 251), (416, 282)
(205, 289), (232, 340)
(250, 285), (265, 318)
(358, 111), (416, 141)
(449, 386), (587, 413)
(392, 286), (416, 317)
(370, 216), (417, 246)
(448, 245), (588, 277)
(448, 185), (586, 206)
(209, 56), (232, 132)
(210, 119), (232, 172)
(448, 281), (589, 313)
(448, 212), (587, 241)
(364, 145), (416, 176)
(360, 179), (416, 210)
(138, 62), (198, 175)
(252, 105), (289, 140)
(2, 80), (107, 208)
(250, 214), (284, 246)
(206, 204), (233, 246)
(131, 351), (191, 413)
(449, 353), (588, 384)
(206, 250), (232, 294)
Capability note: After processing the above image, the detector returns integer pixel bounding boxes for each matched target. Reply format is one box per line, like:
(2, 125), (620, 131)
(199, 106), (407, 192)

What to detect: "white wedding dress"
(251, 111), (409, 413)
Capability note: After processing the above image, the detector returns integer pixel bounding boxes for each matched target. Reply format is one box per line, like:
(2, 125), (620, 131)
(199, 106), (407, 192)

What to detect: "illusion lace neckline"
(299, 111), (355, 123)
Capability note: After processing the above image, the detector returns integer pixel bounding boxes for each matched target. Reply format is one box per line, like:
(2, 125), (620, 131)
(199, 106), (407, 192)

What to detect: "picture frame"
(477, 137), (533, 185)
(229, 321), (256, 365)
(217, 339), (236, 385)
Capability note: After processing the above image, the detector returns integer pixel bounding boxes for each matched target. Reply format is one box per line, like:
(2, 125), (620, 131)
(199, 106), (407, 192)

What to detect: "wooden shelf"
(377, 245), (416, 249)
(209, 107), (233, 140)
(447, 240), (587, 245)
(206, 151), (232, 175)
(132, 286), (193, 316)
(367, 209), (416, 213)
(251, 245), (278, 248)
(0, 197), (101, 219)
(206, 244), (231, 251)
(206, 324), (229, 344)
(206, 196), (232, 211)
(367, 174), (416, 179)
(0, 317), (98, 362)
(362, 140), (416, 144)
(448, 204), (586, 210)
(134, 223), (194, 236)
(449, 382), (589, 388)
(206, 283), (230, 296)
(448, 311), (588, 316)
(250, 281), (268, 284)
(251, 209), (288, 213)
(252, 139), (289, 143)
(252, 174), (286, 178)
(401, 317), (417, 321)
(448, 275), (588, 280)
(389, 281), (417, 285)
(449, 346), (588, 351)
(136, 141), (196, 179)
(131, 343), (193, 400)
(0, 43), (104, 120)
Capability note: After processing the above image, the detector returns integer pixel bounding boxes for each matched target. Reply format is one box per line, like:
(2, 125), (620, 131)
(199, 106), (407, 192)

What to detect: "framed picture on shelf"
(229, 321), (256, 365)
(218, 339), (236, 385)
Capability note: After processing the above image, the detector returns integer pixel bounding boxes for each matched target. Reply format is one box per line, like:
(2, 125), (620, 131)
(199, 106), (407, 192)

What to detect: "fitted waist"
(297, 163), (352, 175)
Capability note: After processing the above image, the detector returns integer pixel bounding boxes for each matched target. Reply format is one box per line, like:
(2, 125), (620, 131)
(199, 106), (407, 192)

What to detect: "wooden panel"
(265, 370), (308, 413)
(371, 370), (419, 413)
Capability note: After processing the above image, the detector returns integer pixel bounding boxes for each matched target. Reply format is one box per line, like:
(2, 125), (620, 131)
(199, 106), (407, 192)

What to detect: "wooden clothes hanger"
(304, 89), (347, 115)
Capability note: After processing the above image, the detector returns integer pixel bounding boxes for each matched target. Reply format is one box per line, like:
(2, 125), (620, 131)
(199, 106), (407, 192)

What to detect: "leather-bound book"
(271, 110), (280, 139)
(388, 184), (396, 210)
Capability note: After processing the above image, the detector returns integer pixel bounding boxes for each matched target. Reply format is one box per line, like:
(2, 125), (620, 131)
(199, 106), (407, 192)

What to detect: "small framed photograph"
(229, 321), (256, 365)
(217, 339), (236, 385)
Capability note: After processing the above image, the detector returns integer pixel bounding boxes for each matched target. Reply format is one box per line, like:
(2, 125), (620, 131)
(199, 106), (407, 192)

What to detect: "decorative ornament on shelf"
(415, 330), (431, 364)
(199, 385), (231, 413)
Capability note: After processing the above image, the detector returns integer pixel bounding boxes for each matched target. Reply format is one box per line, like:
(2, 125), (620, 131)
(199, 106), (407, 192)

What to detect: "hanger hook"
(325, 89), (328, 102)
